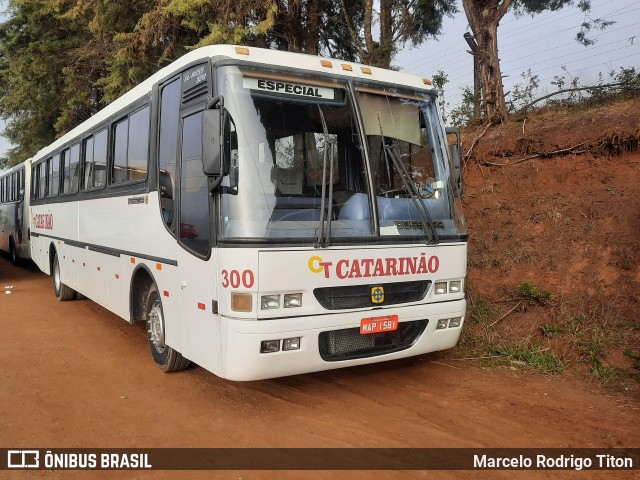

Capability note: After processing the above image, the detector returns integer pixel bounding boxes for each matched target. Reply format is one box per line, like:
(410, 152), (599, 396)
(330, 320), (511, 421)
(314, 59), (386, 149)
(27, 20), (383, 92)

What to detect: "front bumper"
(219, 299), (466, 381)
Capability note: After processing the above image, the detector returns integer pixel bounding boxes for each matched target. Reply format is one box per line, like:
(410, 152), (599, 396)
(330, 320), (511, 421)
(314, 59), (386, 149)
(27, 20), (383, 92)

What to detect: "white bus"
(0, 160), (31, 264)
(29, 45), (467, 380)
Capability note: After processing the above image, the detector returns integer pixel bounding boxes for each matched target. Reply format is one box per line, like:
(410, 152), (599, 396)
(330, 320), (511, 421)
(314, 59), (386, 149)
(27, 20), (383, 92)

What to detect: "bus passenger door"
(175, 110), (221, 375)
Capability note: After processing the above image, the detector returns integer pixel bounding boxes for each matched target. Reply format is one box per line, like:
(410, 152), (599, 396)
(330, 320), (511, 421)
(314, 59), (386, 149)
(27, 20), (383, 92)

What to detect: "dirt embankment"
(459, 96), (640, 396)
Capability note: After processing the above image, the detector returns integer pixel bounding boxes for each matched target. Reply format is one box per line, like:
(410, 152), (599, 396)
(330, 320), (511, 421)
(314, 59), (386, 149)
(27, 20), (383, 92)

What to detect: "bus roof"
(33, 45), (435, 162)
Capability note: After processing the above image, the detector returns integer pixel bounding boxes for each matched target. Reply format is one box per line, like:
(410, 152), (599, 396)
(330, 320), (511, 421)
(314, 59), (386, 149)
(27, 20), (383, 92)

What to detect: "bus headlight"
(261, 294), (281, 310)
(434, 282), (448, 295)
(283, 293), (302, 308)
(449, 281), (462, 293)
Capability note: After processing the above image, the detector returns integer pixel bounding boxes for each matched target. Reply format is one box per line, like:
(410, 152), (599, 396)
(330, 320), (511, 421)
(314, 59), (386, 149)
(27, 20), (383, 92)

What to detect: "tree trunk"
(377, 0), (393, 68)
(361, 0), (375, 64)
(462, 0), (511, 124)
(304, 0), (321, 55)
(286, 0), (303, 52)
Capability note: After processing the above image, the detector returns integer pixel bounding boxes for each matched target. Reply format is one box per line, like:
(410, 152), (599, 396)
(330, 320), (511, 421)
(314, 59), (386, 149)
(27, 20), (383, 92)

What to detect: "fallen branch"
(522, 83), (639, 110)
(452, 355), (508, 361)
(464, 121), (493, 161)
(488, 300), (523, 328)
(430, 361), (461, 369)
(481, 141), (587, 167)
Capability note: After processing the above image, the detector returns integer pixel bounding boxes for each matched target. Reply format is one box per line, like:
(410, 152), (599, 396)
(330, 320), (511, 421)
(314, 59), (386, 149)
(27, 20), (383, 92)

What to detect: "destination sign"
(243, 78), (335, 100)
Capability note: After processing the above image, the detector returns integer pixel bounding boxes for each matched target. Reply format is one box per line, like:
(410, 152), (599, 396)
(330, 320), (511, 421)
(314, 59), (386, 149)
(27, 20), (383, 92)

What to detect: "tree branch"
(496, 0), (512, 21)
(338, 0), (368, 60)
(481, 141), (587, 167)
(522, 82), (638, 110)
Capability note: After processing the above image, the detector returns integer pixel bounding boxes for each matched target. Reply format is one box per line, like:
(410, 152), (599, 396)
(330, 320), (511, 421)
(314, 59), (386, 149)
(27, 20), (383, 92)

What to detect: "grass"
(490, 342), (565, 374)
(517, 280), (552, 305)
(455, 284), (640, 393)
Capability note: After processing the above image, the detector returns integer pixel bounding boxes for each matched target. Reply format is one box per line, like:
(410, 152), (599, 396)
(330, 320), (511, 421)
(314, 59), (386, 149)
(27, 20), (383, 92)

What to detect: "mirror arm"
(207, 175), (224, 193)
(208, 96), (224, 110)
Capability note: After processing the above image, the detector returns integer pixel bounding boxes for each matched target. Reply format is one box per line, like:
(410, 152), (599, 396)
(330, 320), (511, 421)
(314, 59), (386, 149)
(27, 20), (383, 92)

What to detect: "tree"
(462, 0), (613, 124)
(338, 0), (457, 68)
(102, 0), (278, 101)
(0, 0), (151, 165)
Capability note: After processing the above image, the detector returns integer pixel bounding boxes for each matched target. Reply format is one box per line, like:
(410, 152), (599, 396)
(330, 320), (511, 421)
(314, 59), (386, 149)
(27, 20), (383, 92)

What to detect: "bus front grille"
(313, 281), (430, 310)
(318, 320), (428, 362)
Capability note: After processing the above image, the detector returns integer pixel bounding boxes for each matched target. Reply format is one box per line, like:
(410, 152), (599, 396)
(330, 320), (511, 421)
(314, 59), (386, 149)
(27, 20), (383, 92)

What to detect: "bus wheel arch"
(130, 266), (191, 372)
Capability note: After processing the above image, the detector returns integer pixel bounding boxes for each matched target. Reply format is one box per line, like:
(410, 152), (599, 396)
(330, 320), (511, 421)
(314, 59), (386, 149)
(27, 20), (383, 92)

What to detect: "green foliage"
(449, 86), (475, 128)
(540, 323), (564, 338)
(490, 342), (564, 374)
(517, 280), (552, 306)
(431, 70), (448, 121)
(507, 69), (539, 112)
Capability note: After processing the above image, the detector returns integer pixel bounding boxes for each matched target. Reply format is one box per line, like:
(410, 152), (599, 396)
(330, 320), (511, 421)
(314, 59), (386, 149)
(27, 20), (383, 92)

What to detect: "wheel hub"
(147, 301), (166, 353)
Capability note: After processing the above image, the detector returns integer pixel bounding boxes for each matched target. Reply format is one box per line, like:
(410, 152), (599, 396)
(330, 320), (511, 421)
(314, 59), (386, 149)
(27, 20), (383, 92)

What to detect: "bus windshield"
(217, 66), (465, 244)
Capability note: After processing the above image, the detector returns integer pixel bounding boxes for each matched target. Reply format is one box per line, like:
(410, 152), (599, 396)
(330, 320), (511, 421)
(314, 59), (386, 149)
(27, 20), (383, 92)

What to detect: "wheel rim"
(147, 300), (166, 354)
(54, 257), (61, 293)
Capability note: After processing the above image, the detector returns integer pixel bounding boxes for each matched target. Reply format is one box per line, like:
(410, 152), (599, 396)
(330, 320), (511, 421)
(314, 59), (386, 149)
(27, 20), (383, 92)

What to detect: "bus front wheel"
(144, 284), (191, 372)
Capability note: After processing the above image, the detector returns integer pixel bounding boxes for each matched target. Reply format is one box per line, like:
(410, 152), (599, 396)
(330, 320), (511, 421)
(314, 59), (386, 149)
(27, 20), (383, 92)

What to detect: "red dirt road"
(0, 257), (638, 479)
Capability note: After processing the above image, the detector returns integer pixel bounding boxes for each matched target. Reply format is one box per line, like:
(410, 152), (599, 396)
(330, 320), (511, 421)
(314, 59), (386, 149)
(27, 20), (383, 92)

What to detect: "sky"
(394, 0), (640, 117)
(0, 0), (639, 160)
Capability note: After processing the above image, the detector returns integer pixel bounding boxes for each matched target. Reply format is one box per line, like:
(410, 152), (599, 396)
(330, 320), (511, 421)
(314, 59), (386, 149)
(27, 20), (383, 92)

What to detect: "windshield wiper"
(376, 113), (439, 244)
(315, 105), (335, 248)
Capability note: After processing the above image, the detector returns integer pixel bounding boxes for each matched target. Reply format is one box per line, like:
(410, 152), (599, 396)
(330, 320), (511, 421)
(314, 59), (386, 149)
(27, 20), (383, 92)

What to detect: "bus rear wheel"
(9, 238), (18, 265)
(144, 284), (190, 372)
(53, 252), (76, 301)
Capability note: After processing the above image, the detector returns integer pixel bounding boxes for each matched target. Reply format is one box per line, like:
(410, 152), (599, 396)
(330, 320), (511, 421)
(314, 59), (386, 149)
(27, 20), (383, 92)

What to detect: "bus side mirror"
(445, 127), (463, 196)
(202, 96), (230, 180)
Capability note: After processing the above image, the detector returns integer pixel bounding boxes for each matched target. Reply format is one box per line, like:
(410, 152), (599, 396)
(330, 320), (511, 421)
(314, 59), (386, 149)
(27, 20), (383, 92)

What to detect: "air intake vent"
(182, 83), (208, 104)
(319, 320), (428, 361)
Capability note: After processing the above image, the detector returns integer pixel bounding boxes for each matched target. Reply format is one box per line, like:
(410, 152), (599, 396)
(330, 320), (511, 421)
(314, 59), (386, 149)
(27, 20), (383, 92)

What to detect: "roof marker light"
(235, 47), (250, 55)
(320, 60), (333, 68)
(361, 67), (372, 74)
(341, 64), (353, 71)
(423, 78), (432, 85)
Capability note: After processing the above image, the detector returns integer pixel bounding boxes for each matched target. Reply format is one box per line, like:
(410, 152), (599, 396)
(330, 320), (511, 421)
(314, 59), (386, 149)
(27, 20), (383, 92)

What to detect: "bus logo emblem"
(371, 286), (384, 304)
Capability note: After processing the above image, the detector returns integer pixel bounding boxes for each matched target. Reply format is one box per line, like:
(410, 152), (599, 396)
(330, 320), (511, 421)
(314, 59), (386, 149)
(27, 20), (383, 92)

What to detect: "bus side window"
(112, 106), (150, 184)
(48, 154), (60, 197)
(179, 111), (210, 256)
(158, 78), (181, 232)
(62, 143), (80, 194)
(93, 129), (108, 187)
(32, 166), (37, 198)
(39, 161), (47, 198)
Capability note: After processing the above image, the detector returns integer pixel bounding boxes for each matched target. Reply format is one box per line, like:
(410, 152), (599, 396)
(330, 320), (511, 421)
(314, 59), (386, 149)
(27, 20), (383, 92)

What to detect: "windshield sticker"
(243, 78), (335, 100)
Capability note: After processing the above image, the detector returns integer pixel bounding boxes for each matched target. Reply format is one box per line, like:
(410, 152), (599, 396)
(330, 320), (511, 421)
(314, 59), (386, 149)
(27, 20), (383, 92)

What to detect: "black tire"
(53, 252), (75, 301)
(144, 283), (190, 372)
(9, 238), (18, 265)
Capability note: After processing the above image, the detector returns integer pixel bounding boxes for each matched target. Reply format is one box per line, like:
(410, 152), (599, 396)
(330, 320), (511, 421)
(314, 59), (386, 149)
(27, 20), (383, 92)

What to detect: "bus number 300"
(221, 269), (255, 289)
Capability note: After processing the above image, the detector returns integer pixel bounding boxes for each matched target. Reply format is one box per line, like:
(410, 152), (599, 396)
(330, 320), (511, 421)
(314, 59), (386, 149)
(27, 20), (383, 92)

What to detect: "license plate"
(360, 315), (399, 335)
